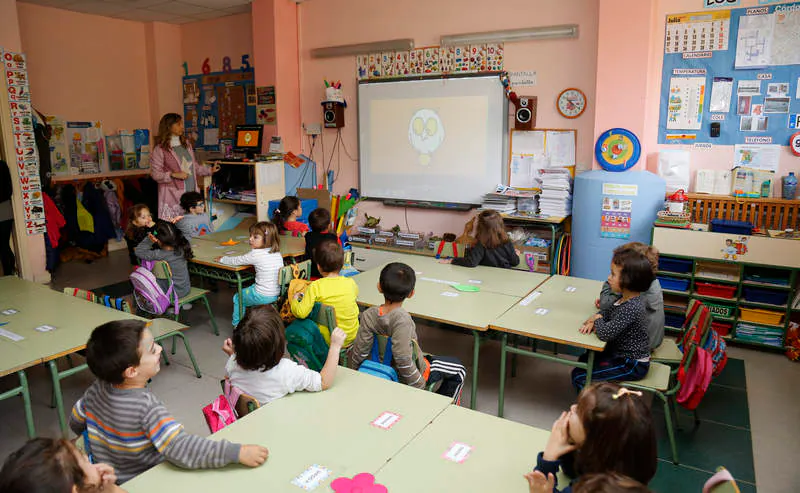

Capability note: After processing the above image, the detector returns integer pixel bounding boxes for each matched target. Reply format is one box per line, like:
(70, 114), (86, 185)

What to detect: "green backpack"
(285, 303), (329, 371)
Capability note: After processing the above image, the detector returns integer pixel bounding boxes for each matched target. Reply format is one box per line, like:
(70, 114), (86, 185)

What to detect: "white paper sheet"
(510, 156), (537, 189)
(546, 131), (576, 167)
(771, 9), (800, 66)
(658, 150), (691, 193)
(733, 144), (780, 172)
(203, 128), (219, 146)
(511, 130), (545, 155)
(710, 77), (733, 113)
(735, 13), (775, 69)
(737, 80), (761, 95)
(695, 169), (733, 195)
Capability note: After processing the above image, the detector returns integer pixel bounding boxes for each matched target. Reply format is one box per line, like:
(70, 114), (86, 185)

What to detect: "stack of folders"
(538, 169), (572, 218)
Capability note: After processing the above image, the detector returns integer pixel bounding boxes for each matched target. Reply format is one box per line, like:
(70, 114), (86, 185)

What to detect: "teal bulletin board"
(658, 3), (800, 146)
(182, 70), (256, 150)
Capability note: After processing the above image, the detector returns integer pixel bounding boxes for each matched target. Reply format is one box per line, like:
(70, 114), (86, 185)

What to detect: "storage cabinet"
(653, 227), (799, 351)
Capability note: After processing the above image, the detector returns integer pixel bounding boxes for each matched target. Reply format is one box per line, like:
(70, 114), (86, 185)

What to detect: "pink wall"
(146, 23), (184, 132)
(298, 0), (600, 233)
(640, 0), (799, 191)
(0, 0), (22, 52)
(17, 3), (152, 133)
(181, 13), (253, 75)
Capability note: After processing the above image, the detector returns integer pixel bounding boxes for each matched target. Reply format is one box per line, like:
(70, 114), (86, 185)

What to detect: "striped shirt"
(70, 380), (241, 484)
(218, 248), (282, 297)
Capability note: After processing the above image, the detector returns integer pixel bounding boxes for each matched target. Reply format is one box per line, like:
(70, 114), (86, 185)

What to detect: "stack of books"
(538, 169), (572, 218)
(735, 323), (784, 348)
(481, 193), (517, 214)
(239, 190), (256, 203)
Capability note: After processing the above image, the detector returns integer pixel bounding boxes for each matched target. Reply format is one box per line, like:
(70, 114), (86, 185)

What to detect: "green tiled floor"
(650, 358), (756, 491)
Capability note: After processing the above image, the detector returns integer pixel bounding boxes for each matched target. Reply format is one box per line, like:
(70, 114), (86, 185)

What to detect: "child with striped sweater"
(70, 320), (268, 484)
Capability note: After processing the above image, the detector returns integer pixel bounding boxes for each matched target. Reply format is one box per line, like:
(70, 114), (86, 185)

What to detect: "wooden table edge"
(357, 301), (489, 332)
(487, 325), (606, 351)
(0, 360), (42, 378)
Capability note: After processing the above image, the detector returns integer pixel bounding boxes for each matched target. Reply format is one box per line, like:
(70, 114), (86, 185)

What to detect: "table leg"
(585, 350), (596, 386)
(47, 360), (67, 436)
(18, 371), (35, 438)
(470, 330), (481, 410)
(498, 332), (508, 418)
(236, 272), (244, 321)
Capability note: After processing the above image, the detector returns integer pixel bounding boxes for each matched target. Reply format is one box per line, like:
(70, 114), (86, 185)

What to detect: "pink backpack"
(202, 381), (244, 433)
(130, 260), (178, 315)
(677, 346), (713, 410)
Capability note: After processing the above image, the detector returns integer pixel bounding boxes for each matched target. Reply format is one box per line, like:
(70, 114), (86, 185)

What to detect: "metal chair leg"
(202, 295), (219, 336)
(174, 332), (202, 378)
(659, 392), (679, 464)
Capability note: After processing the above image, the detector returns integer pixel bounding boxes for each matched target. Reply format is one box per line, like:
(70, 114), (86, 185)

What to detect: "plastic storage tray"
(695, 260), (740, 282)
(739, 307), (784, 325)
(709, 219), (753, 235)
(711, 321), (733, 336)
(704, 302), (735, 319)
(744, 267), (791, 286)
(657, 276), (690, 292)
(695, 282), (736, 299)
(665, 313), (686, 329)
(742, 287), (789, 306)
(658, 257), (693, 274)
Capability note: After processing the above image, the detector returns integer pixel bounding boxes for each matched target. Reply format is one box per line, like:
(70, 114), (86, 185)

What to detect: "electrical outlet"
(305, 123), (322, 135)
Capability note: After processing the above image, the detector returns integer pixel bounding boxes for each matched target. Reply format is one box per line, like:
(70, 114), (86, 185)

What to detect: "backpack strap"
(369, 336), (394, 366)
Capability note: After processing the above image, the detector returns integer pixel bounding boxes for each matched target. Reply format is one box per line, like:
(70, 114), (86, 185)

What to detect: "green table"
(189, 232), (305, 317)
(0, 276), (189, 435)
(370, 253), (548, 298)
(374, 405), (564, 492)
(125, 368), (452, 492)
(489, 275), (605, 417)
(355, 262), (528, 411)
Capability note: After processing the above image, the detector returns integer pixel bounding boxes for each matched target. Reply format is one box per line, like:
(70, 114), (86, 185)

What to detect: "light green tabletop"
(355, 265), (522, 331)
(0, 276), (184, 365)
(489, 275), (606, 351)
(367, 253), (549, 298)
(190, 233), (305, 265)
(125, 368), (452, 492)
(375, 405), (565, 492)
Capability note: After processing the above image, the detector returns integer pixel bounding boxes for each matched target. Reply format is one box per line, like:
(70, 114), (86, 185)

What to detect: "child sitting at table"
(525, 383), (657, 493)
(291, 239), (359, 346)
(0, 438), (125, 493)
(215, 221), (283, 327)
(70, 320), (268, 484)
(573, 247), (654, 390)
(305, 207), (338, 280)
(272, 195), (309, 236)
(441, 210), (520, 268)
(124, 203), (156, 266)
(223, 305), (346, 405)
(134, 221), (193, 300)
(175, 191), (213, 238)
(595, 242), (664, 350)
(347, 262), (467, 402)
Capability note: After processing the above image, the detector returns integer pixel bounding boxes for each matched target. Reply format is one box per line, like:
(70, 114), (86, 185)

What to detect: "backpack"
(677, 345), (713, 410)
(130, 260), (178, 315)
(702, 329), (728, 377)
(285, 304), (329, 372)
(202, 380), (243, 433)
(279, 263), (311, 325)
(358, 336), (399, 382)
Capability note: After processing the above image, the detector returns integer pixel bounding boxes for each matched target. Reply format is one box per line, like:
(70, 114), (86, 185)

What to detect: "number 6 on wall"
(241, 54), (251, 71)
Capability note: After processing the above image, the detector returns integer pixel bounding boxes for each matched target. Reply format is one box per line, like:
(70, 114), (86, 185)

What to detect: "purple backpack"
(130, 260), (179, 315)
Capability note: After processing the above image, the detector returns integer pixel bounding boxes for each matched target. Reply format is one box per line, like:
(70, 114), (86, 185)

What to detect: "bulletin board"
(658, 3), (800, 146)
(182, 70), (256, 150)
(508, 128), (576, 189)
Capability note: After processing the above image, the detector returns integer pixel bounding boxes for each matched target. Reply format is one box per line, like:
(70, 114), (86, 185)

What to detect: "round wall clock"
(556, 88), (587, 119)
(791, 131), (800, 157)
(594, 128), (641, 172)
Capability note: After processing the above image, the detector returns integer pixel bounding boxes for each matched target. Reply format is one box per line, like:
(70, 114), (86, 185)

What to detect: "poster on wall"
(600, 196), (633, 239)
(667, 77), (706, 130)
(256, 86), (276, 126)
(2, 50), (46, 235)
(664, 10), (730, 53)
(66, 121), (105, 174)
(45, 116), (70, 174)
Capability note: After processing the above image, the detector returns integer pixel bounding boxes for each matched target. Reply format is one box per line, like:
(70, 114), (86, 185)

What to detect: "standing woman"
(150, 113), (220, 220)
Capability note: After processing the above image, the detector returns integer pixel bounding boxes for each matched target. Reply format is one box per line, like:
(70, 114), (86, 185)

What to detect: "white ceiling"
(18, 0), (251, 24)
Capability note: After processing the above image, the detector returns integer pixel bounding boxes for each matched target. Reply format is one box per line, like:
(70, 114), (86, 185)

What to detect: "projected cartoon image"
(408, 109), (445, 166)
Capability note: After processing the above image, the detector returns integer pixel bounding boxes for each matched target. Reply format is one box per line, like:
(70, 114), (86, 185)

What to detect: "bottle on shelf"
(783, 172), (797, 200)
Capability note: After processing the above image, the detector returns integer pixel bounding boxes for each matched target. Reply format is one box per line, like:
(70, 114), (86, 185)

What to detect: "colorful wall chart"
(658, 3), (800, 146)
(2, 51), (46, 235)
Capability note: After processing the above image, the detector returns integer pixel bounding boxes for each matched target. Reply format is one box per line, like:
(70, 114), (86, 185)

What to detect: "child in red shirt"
(272, 196), (309, 236)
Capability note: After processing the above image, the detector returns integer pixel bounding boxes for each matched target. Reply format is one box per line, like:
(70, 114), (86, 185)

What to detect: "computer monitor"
(233, 125), (264, 159)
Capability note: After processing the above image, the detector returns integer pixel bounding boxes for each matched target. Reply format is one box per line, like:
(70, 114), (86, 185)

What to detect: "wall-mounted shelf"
(51, 169), (150, 183)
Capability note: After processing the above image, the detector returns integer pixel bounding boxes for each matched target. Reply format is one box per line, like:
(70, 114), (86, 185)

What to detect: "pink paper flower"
(330, 473), (388, 493)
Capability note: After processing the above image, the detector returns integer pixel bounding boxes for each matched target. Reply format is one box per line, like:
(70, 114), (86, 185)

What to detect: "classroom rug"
(648, 358), (757, 492)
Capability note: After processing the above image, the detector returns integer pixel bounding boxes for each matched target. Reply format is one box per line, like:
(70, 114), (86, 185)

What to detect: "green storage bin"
(704, 301), (735, 319)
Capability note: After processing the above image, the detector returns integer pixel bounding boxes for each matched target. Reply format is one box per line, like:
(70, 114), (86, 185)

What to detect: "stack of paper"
(239, 190), (256, 203)
(735, 323), (784, 348)
(538, 169), (572, 217)
(481, 193), (517, 214)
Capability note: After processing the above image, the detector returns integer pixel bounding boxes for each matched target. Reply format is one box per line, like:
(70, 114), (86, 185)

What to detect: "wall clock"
(557, 88), (587, 119)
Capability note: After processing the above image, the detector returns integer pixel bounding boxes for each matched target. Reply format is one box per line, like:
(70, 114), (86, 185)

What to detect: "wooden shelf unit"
(206, 160), (285, 221)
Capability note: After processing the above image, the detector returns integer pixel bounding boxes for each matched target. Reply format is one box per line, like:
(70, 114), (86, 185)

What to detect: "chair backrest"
(279, 260), (311, 297)
(219, 379), (260, 417)
(152, 260), (173, 282)
(313, 303), (337, 331)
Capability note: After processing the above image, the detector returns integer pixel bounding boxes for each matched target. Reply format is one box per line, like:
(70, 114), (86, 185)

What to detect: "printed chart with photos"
(658, 4), (800, 147)
(357, 44), (504, 80)
(2, 51), (45, 235)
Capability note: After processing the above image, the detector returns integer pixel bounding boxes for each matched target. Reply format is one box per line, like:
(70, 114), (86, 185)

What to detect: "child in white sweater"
(215, 221), (283, 327)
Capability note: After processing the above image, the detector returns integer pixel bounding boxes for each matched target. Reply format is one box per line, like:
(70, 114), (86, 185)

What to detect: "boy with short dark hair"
(70, 320), (268, 484)
(305, 208), (338, 279)
(175, 191), (213, 238)
(347, 262), (466, 402)
(291, 239), (359, 346)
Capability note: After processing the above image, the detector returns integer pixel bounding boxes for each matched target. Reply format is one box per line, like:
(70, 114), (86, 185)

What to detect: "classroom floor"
(1, 250), (798, 492)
